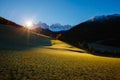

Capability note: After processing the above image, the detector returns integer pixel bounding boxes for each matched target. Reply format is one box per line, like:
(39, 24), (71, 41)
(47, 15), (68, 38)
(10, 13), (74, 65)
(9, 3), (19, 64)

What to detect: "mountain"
(37, 22), (72, 32)
(49, 23), (72, 32)
(32, 26), (67, 38)
(0, 17), (52, 50)
(58, 14), (120, 51)
(87, 14), (120, 22)
(37, 22), (49, 29)
(32, 22), (72, 38)
(0, 17), (22, 27)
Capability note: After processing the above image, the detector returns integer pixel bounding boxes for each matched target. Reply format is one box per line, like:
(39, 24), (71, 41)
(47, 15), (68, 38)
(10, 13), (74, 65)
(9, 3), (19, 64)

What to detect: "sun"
(25, 21), (33, 29)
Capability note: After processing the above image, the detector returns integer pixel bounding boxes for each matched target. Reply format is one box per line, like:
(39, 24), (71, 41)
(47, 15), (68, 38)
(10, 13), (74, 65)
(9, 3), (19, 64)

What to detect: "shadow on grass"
(78, 47), (120, 58)
(90, 52), (120, 58)
(43, 47), (86, 53)
(77, 47), (120, 58)
(0, 42), (52, 51)
(58, 41), (120, 58)
(0, 25), (52, 51)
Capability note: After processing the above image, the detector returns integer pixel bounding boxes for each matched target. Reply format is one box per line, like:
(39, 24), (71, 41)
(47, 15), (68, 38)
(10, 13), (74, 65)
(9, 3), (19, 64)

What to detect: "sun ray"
(25, 20), (33, 29)
(25, 20), (33, 47)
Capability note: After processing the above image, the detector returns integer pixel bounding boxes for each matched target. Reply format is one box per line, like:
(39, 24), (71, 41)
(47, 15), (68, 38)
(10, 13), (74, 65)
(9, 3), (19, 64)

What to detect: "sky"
(0, 0), (120, 26)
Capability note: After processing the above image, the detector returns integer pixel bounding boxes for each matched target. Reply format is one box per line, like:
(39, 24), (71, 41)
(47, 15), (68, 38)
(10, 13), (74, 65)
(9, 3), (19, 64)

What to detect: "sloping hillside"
(0, 40), (120, 80)
(59, 14), (120, 46)
(0, 17), (22, 27)
(0, 24), (52, 49)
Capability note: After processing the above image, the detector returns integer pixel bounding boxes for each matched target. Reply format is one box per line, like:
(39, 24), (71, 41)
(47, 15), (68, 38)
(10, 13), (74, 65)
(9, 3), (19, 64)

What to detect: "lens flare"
(25, 21), (33, 29)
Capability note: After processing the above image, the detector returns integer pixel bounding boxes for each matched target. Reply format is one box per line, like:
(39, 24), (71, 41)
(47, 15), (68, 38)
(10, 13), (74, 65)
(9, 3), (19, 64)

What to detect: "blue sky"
(0, 0), (120, 26)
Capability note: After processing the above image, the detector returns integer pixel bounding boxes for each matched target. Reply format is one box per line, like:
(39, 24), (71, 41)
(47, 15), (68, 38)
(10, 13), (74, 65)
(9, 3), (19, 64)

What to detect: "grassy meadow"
(0, 40), (120, 80)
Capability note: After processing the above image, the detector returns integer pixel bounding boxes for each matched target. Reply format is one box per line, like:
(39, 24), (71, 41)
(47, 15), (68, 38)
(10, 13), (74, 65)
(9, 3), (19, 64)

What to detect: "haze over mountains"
(37, 22), (72, 32)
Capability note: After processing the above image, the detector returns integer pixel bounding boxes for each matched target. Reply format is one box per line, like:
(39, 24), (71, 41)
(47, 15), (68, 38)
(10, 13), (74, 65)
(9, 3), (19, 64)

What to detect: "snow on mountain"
(37, 22), (49, 29)
(88, 14), (120, 22)
(37, 22), (72, 32)
(49, 23), (72, 32)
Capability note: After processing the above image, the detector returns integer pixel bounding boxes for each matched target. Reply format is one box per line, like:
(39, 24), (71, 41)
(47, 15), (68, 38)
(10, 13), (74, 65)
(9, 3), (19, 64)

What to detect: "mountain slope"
(0, 17), (52, 49)
(59, 14), (120, 47)
(0, 17), (22, 27)
(0, 24), (52, 49)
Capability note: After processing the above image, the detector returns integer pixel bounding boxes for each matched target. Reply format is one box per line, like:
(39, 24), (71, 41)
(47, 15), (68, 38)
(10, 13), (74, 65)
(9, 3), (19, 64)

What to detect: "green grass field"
(0, 40), (120, 80)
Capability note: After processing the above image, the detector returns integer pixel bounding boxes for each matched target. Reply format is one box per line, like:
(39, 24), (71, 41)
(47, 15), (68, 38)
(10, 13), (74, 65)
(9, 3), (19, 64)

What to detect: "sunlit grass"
(0, 40), (120, 80)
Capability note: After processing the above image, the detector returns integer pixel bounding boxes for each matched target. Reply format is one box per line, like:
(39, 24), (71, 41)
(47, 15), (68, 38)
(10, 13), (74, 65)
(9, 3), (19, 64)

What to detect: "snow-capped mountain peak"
(88, 14), (120, 22)
(37, 22), (72, 32)
(37, 21), (49, 29)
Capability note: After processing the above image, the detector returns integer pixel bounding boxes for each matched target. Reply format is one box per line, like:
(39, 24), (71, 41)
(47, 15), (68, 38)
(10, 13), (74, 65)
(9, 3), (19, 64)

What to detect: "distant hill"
(33, 26), (67, 38)
(30, 21), (72, 38)
(59, 14), (120, 47)
(0, 17), (52, 50)
(0, 17), (22, 27)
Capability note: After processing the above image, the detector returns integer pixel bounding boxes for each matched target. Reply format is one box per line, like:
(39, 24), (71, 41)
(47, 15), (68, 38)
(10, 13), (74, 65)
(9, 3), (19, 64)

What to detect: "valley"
(0, 40), (120, 80)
